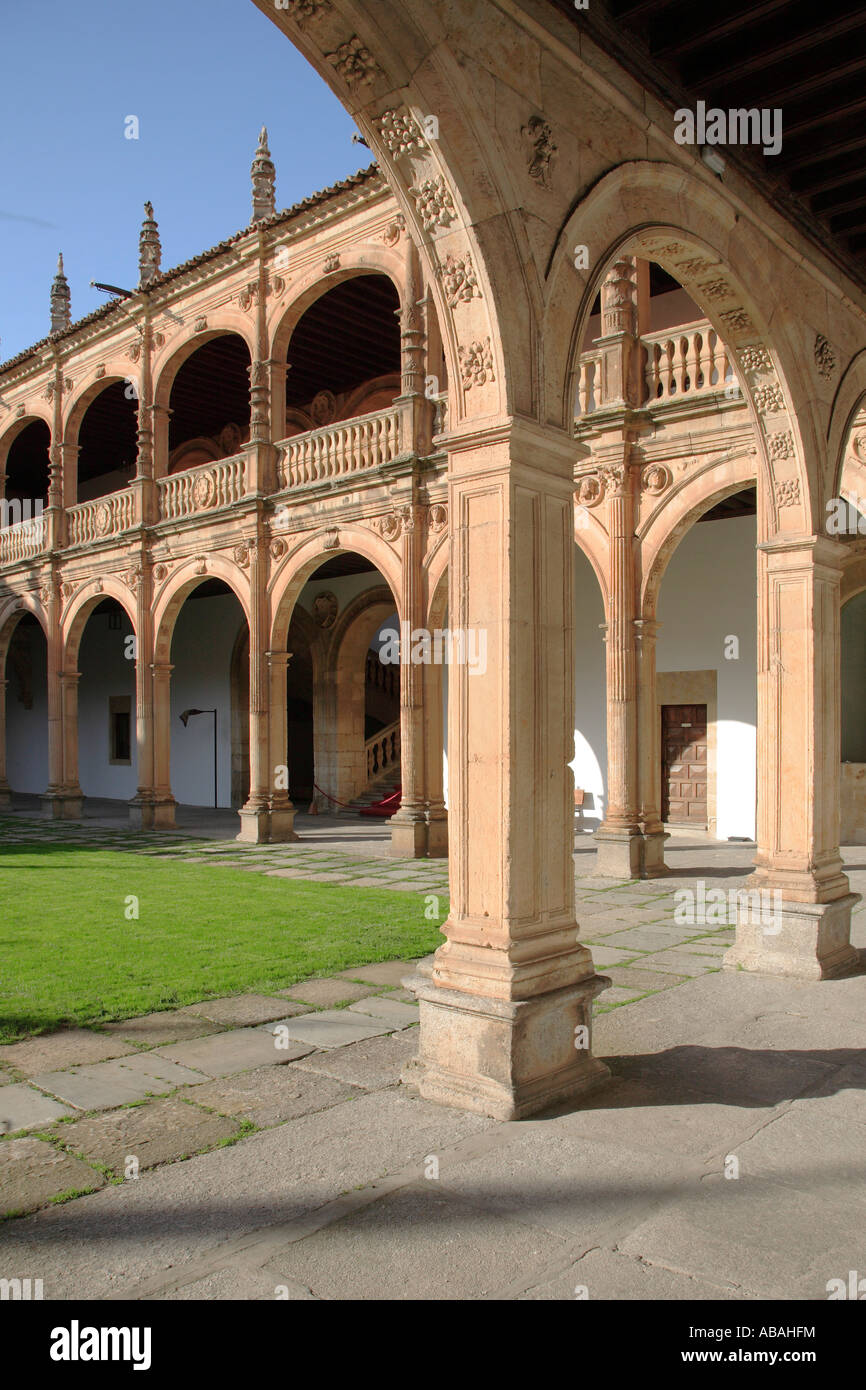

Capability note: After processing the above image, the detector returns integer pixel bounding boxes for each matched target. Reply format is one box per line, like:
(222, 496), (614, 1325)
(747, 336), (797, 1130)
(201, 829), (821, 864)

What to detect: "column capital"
(150, 661), (174, 676)
(758, 532), (848, 575)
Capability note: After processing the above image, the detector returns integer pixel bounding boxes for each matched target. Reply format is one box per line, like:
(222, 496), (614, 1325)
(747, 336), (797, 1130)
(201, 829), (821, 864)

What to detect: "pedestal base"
(269, 805), (299, 843)
(236, 806), (271, 844)
(401, 968), (611, 1120)
(128, 797), (154, 830)
(723, 892), (862, 980)
(593, 825), (669, 879)
(426, 812), (448, 859)
(388, 813), (428, 858)
(151, 797), (177, 830)
(41, 792), (83, 821)
(0, 783), (11, 808)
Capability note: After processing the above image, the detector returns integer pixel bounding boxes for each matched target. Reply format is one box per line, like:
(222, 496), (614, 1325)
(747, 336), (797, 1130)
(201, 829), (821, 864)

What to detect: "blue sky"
(0, 0), (368, 362)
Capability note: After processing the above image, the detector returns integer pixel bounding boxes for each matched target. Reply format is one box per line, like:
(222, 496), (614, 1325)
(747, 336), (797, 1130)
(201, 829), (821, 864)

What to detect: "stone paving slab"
(0, 1136), (105, 1217)
(338, 960), (420, 987)
(291, 1032), (419, 1091)
(518, 1245), (741, 1300)
(55, 1097), (241, 1173)
(635, 949), (723, 977)
(157, 1268), (317, 1301)
(0, 1029), (137, 1076)
(280, 978), (379, 1007)
(595, 986), (647, 1007)
(604, 965), (688, 992)
(260, 1182), (572, 1301)
(601, 924), (699, 952)
(101, 1011), (224, 1047)
(30, 1055), (210, 1111)
(155, 1031), (314, 1078)
(583, 945), (640, 967)
(348, 997), (420, 1027)
(0, 1083), (75, 1132)
(258, 1011), (394, 1050)
(177, 1066), (360, 1128)
(179, 994), (299, 1027)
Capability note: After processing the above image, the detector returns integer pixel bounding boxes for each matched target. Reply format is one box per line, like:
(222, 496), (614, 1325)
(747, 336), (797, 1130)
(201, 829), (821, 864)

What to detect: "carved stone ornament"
(428, 502), (448, 532)
(718, 307), (754, 334)
(697, 279), (731, 302)
(326, 36), (380, 89)
(322, 527), (339, 550)
(95, 364), (106, 379)
(124, 567), (142, 592)
(60, 582), (74, 600)
(238, 283), (256, 312)
(310, 390), (337, 426)
(737, 343), (772, 374)
(194, 555), (208, 575)
(382, 215), (406, 247)
(675, 257), (716, 277)
(814, 333), (836, 379)
(576, 474), (605, 508)
(767, 431), (794, 462)
(378, 512), (402, 540)
(311, 591), (338, 629)
(152, 563), (168, 582)
(127, 342), (142, 363)
(521, 115), (557, 187)
(457, 338), (495, 389)
(438, 253), (481, 308)
(775, 478), (800, 509)
(270, 537), (288, 560)
(194, 316), (208, 333)
(96, 505), (112, 536)
(93, 578), (104, 593)
(233, 544), (250, 569)
(851, 433), (866, 464)
(640, 464), (672, 495)
(280, 0), (332, 24)
(410, 176), (457, 233)
(376, 108), (427, 159)
(192, 472), (216, 510)
(324, 253), (341, 274)
(15, 404), (25, 418)
(43, 381), (56, 402)
(218, 423), (243, 456)
(752, 383), (785, 414)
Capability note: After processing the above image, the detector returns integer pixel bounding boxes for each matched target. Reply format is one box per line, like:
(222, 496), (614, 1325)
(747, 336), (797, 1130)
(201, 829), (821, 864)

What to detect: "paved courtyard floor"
(2, 801), (866, 1300)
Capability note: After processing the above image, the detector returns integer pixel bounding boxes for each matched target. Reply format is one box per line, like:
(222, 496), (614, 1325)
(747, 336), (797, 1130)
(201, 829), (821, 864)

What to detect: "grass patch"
(0, 831), (444, 1042)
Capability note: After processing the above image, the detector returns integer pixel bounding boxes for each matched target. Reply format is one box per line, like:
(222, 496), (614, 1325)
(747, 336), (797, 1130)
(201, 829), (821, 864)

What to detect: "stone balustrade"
(0, 514), (47, 566)
(366, 719), (401, 782)
(66, 489), (137, 547)
(278, 405), (403, 489)
(643, 319), (733, 402)
(157, 453), (247, 522)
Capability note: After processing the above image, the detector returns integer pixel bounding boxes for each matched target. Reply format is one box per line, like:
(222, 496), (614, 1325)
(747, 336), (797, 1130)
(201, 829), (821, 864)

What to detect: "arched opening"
(77, 381), (138, 502)
(3, 420), (50, 517)
(76, 597), (138, 802)
(572, 544), (607, 837)
(167, 335), (251, 473)
(655, 486), (758, 842)
(2, 612), (49, 802)
(282, 274), (401, 437)
(168, 578), (249, 809)
(841, 590), (866, 843)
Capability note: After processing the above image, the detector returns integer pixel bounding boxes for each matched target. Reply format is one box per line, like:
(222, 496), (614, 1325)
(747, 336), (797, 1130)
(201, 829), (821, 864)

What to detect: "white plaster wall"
(572, 547), (608, 832)
(657, 514), (757, 839)
(168, 594), (245, 808)
(78, 611), (138, 799)
(5, 622), (48, 793)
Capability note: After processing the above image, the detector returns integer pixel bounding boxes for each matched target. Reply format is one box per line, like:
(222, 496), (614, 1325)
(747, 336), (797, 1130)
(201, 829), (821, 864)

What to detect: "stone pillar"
(237, 535), (271, 843)
(267, 648), (298, 841)
(151, 661), (176, 828)
(0, 678), (10, 806)
(60, 442), (79, 512)
(389, 503), (429, 857)
(405, 420), (610, 1120)
(41, 589), (66, 819)
(725, 534), (859, 979)
(58, 670), (83, 819)
(128, 569), (155, 829)
(634, 616), (668, 876)
(596, 256), (641, 409)
(593, 459), (642, 877)
(422, 653), (448, 857)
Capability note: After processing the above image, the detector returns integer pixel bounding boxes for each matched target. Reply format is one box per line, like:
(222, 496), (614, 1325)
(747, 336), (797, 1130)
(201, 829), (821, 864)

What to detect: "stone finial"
(50, 252), (71, 334)
(138, 201), (161, 290)
(251, 126), (276, 224)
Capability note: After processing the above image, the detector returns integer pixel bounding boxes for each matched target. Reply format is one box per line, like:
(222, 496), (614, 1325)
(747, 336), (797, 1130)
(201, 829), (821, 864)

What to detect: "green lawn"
(0, 839), (444, 1042)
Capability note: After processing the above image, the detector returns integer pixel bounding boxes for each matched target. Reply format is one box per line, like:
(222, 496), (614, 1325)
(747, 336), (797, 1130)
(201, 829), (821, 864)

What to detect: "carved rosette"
(457, 338), (495, 390)
(697, 278), (732, 302)
(767, 431), (794, 462)
(718, 307), (755, 336)
(438, 253), (481, 309)
(96, 504), (112, 536)
(752, 383), (785, 414)
(376, 108), (427, 159)
(775, 478), (800, 509)
(675, 257), (716, 277)
(326, 36), (380, 89)
(281, 0), (332, 24)
(410, 176), (456, 233)
(737, 343), (772, 375)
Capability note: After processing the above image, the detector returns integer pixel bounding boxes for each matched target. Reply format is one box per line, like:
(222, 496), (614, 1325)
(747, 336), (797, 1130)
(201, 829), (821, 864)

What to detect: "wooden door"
(661, 703), (708, 824)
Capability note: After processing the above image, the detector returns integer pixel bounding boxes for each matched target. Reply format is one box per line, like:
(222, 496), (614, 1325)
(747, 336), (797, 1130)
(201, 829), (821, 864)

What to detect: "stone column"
(151, 661), (176, 828)
(725, 534), (859, 979)
(422, 653), (448, 857)
(41, 588), (66, 818)
(405, 420), (610, 1120)
(267, 648), (298, 841)
(59, 670), (83, 819)
(237, 535), (272, 843)
(60, 443), (79, 512)
(593, 459), (642, 876)
(634, 615), (668, 876)
(0, 679), (10, 806)
(389, 502), (429, 857)
(128, 569), (155, 829)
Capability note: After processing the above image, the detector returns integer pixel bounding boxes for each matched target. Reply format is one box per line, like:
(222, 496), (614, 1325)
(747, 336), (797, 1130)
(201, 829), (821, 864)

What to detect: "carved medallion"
(640, 464), (671, 495)
(310, 391), (336, 427)
(192, 472), (216, 509)
(311, 591), (338, 629)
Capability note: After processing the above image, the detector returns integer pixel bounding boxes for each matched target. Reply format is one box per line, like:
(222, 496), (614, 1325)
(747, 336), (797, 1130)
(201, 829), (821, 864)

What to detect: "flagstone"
(30, 1054), (209, 1110)
(101, 1011), (224, 1047)
(54, 1097), (241, 1173)
(0, 1136), (104, 1218)
(176, 1066), (359, 1128)
(154, 1030), (314, 1077)
(0, 1083), (75, 1132)
(258, 1011), (394, 1049)
(0, 1029), (137, 1077)
(290, 1031), (419, 1090)
(280, 978), (378, 1007)
(179, 994), (298, 1027)
(338, 960), (419, 986)
(348, 996), (420, 1026)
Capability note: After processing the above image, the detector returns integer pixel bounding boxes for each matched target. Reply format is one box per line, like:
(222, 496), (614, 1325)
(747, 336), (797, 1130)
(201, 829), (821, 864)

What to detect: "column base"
(723, 892), (862, 981)
(151, 797), (177, 830)
(388, 812), (428, 858)
(0, 782), (11, 808)
(593, 825), (642, 878)
(269, 804), (299, 843)
(41, 791), (83, 820)
(236, 805), (271, 844)
(426, 811), (448, 858)
(128, 796), (154, 830)
(401, 967), (612, 1120)
(640, 828), (670, 878)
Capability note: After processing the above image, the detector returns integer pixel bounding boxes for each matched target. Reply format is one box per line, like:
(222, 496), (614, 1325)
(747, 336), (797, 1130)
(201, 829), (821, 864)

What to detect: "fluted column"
(151, 661), (176, 828)
(237, 535), (271, 842)
(59, 670), (83, 819)
(389, 502), (428, 857)
(421, 652), (448, 857)
(128, 568), (155, 829)
(41, 585), (67, 818)
(725, 534), (859, 978)
(634, 616), (668, 876)
(593, 459), (642, 876)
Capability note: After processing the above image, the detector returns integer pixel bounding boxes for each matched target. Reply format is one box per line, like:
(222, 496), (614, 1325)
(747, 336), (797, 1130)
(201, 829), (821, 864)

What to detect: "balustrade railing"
(157, 453), (247, 522)
(279, 405), (402, 488)
(365, 719), (401, 782)
(575, 351), (603, 417)
(66, 488), (137, 547)
(643, 320), (734, 402)
(0, 513), (46, 566)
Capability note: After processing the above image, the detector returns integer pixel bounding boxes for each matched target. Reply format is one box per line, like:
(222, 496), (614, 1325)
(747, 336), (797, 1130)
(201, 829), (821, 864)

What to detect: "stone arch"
(269, 525), (404, 652)
(153, 557), (252, 666)
(62, 372), (134, 444)
(268, 249), (408, 365)
(62, 580), (138, 671)
(424, 531), (448, 629)
(547, 161), (816, 536)
(827, 352), (866, 505)
(0, 594), (48, 671)
(573, 527), (610, 620)
(0, 413), (54, 477)
(151, 317), (257, 411)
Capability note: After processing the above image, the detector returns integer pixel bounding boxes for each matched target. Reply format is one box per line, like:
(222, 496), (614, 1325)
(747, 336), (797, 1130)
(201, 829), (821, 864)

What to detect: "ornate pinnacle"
(50, 252), (71, 334)
(251, 126), (276, 224)
(138, 201), (161, 290)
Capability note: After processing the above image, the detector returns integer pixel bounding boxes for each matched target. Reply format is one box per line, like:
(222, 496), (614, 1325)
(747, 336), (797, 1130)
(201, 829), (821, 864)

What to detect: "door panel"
(661, 703), (708, 824)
